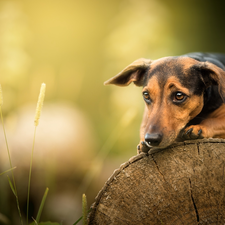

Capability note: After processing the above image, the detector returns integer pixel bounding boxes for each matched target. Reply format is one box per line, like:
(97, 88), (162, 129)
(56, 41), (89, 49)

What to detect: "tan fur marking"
(140, 74), (204, 149)
(178, 57), (200, 70)
(184, 103), (225, 138)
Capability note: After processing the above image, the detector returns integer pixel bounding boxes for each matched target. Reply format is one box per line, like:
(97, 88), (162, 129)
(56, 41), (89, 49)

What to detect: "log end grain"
(88, 139), (225, 225)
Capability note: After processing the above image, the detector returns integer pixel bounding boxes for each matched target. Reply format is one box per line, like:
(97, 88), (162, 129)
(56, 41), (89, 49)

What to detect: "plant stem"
(27, 125), (37, 224)
(82, 194), (87, 225)
(0, 107), (23, 225)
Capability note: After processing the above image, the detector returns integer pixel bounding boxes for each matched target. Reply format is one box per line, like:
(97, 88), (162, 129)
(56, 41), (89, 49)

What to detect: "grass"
(0, 83), (90, 225)
(35, 187), (49, 224)
(0, 84), (23, 225)
(0, 166), (16, 176)
(27, 82), (46, 224)
(0, 83), (49, 225)
(73, 194), (91, 225)
(82, 194), (87, 225)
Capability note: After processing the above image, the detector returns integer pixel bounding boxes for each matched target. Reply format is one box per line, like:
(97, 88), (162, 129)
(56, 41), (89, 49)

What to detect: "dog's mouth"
(143, 141), (152, 148)
(141, 140), (170, 154)
(140, 141), (151, 153)
(141, 141), (166, 153)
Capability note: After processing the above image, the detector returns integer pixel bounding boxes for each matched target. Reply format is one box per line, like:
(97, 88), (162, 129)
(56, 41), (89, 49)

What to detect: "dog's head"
(105, 56), (225, 149)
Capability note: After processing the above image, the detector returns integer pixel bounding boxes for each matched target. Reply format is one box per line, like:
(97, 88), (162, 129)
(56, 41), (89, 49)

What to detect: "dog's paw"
(182, 125), (207, 140)
(137, 141), (150, 154)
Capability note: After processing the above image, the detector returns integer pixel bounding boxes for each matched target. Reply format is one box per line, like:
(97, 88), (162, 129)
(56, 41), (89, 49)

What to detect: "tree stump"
(88, 139), (225, 225)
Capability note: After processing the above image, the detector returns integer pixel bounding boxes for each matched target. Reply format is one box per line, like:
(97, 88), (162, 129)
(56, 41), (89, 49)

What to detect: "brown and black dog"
(105, 53), (225, 153)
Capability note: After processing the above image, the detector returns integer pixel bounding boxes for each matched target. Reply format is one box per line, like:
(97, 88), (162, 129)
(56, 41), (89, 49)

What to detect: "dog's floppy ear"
(104, 58), (152, 86)
(196, 61), (225, 102)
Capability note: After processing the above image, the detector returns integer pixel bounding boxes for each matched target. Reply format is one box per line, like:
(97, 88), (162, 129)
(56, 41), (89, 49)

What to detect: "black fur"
(183, 52), (225, 69)
(184, 53), (225, 126)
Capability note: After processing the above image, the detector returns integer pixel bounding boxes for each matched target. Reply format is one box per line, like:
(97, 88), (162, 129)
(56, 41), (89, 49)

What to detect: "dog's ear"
(104, 58), (152, 87)
(196, 62), (225, 102)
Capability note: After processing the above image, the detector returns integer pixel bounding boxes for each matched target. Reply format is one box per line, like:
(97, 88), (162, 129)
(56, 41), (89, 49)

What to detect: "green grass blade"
(73, 209), (91, 225)
(0, 167), (16, 176)
(0, 101), (23, 225)
(7, 176), (16, 196)
(73, 215), (82, 225)
(31, 218), (38, 225)
(36, 187), (49, 223)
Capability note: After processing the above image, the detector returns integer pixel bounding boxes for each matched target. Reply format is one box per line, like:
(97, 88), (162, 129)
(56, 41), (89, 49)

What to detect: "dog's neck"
(187, 85), (223, 126)
(203, 85), (223, 114)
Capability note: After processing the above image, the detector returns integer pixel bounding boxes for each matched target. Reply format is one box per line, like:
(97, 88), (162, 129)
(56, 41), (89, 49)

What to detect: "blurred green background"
(0, 0), (225, 224)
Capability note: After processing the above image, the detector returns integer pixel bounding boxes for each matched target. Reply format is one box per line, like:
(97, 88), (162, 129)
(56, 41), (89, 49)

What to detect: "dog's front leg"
(182, 104), (225, 140)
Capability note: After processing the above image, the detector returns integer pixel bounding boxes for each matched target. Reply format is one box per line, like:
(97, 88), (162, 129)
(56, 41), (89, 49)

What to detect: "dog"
(104, 52), (225, 153)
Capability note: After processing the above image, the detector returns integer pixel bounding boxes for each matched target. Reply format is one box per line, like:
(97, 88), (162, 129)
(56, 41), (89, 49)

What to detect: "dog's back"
(183, 52), (225, 69)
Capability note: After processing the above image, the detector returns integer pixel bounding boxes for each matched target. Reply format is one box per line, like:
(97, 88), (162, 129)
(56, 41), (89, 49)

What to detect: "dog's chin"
(148, 145), (168, 154)
(140, 132), (182, 154)
(148, 141), (178, 153)
(142, 141), (173, 154)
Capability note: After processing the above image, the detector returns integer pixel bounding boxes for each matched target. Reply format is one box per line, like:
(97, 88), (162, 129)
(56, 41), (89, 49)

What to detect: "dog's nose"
(145, 133), (162, 146)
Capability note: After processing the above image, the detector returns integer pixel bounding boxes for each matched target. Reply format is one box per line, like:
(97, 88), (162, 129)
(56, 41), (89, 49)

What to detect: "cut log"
(88, 139), (225, 225)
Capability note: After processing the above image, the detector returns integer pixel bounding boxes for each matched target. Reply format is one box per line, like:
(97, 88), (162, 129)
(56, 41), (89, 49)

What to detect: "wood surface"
(88, 139), (225, 225)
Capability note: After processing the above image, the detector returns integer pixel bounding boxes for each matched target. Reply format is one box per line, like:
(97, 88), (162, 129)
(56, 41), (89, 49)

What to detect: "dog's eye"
(143, 91), (151, 103)
(173, 92), (187, 103)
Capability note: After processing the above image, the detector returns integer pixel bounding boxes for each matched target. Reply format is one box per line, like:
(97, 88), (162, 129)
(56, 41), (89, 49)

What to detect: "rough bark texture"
(88, 139), (225, 225)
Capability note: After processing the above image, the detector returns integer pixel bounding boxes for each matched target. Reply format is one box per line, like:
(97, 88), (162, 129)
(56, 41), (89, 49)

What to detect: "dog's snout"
(145, 133), (162, 146)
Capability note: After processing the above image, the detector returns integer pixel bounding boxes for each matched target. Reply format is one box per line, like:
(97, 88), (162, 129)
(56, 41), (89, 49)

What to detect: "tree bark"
(88, 139), (225, 225)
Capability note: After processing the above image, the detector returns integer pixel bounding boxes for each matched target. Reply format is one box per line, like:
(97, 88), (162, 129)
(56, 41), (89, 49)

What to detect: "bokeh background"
(0, 0), (225, 224)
